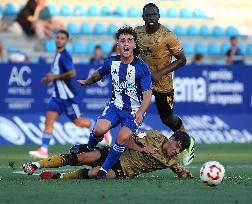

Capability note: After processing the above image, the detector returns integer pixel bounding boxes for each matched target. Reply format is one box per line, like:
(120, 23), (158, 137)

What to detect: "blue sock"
(41, 133), (51, 150)
(101, 143), (125, 172)
(87, 132), (103, 150)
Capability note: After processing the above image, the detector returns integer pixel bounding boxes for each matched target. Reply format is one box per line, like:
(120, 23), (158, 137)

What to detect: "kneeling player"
(23, 130), (193, 179)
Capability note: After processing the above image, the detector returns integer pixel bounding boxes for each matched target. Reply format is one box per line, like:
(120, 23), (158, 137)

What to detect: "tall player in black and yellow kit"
(23, 130), (193, 179)
(135, 3), (194, 165)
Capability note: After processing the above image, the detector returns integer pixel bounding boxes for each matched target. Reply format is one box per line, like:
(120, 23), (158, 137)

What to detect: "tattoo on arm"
(86, 71), (103, 85)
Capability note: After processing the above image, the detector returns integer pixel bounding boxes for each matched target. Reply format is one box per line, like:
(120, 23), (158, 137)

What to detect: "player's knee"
(116, 136), (128, 145)
(93, 125), (108, 136)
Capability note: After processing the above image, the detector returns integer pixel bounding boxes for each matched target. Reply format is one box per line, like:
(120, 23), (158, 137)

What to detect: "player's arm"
(134, 89), (152, 124)
(170, 160), (193, 179)
(51, 70), (76, 80)
(125, 136), (153, 153)
(135, 63), (152, 124)
(78, 59), (111, 86)
(41, 70), (76, 85)
(77, 70), (103, 86)
(152, 52), (186, 82)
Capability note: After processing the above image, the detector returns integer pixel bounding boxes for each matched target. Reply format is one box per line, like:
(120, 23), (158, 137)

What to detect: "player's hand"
(141, 146), (154, 154)
(41, 76), (49, 85)
(134, 111), (143, 125)
(46, 73), (56, 82)
(77, 79), (88, 86)
(181, 170), (193, 179)
(41, 73), (56, 85)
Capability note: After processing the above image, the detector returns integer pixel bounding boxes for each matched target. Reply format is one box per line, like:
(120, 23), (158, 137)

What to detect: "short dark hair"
(230, 36), (237, 40)
(172, 131), (191, 151)
(115, 26), (139, 56)
(115, 26), (137, 41)
(143, 3), (159, 14)
(95, 45), (102, 49)
(56, 30), (69, 39)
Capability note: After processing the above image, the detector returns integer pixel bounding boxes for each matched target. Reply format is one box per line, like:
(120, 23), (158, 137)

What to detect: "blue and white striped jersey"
(98, 55), (152, 113)
(50, 49), (76, 100)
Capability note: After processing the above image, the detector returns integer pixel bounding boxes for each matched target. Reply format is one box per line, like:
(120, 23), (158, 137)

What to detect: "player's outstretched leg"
(40, 172), (61, 179)
(23, 154), (78, 175)
(40, 168), (90, 180)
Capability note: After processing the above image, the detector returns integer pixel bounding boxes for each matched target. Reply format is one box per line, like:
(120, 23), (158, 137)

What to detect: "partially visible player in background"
(29, 30), (96, 159)
(226, 36), (245, 65)
(135, 3), (195, 165)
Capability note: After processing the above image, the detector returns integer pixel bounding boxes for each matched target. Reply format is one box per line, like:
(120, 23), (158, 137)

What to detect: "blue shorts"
(47, 97), (82, 120)
(98, 103), (142, 133)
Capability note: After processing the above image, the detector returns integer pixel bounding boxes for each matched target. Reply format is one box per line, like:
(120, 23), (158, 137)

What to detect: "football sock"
(41, 133), (51, 150)
(38, 155), (65, 168)
(101, 143), (125, 172)
(62, 168), (90, 179)
(87, 132), (103, 150)
(38, 154), (78, 168)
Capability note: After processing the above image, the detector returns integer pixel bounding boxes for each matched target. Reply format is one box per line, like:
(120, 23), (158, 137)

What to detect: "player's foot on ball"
(23, 163), (38, 175)
(96, 169), (107, 179)
(40, 171), (61, 179)
(182, 137), (195, 166)
(29, 148), (48, 159)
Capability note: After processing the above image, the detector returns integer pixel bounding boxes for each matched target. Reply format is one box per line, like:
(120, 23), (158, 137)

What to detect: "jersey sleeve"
(62, 52), (74, 71)
(166, 32), (184, 56)
(169, 159), (187, 177)
(140, 63), (152, 92)
(97, 58), (111, 77)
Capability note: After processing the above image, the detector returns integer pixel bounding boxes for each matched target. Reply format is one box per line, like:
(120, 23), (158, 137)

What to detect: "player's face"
(230, 38), (238, 46)
(142, 6), (160, 28)
(165, 140), (182, 157)
(55, 33), (68, 49)
(117, 33), (136, 59)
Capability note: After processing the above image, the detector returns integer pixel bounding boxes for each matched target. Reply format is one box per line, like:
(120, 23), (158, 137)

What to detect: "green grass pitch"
(0, 144), (252, 204)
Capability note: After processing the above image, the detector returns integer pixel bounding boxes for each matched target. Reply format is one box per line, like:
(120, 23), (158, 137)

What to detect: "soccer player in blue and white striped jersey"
(77, 27), (152, 179)
(29, 30), (93, 159)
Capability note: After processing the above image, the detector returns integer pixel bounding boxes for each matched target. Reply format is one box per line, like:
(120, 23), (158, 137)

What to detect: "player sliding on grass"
(23, 130), (193, 179)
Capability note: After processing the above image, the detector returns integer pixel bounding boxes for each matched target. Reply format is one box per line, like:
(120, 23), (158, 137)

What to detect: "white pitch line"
(12, 167), (79, 176)
(187, 164), (252, 169)
(13, 170), (40, 176)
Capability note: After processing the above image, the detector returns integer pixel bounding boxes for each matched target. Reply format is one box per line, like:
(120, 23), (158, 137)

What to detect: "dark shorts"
(94, 146), (126, 178)
(153, 89), (174, 116)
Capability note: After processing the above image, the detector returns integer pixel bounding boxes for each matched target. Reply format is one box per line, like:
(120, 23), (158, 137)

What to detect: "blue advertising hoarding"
(0, 64), (252, 144)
